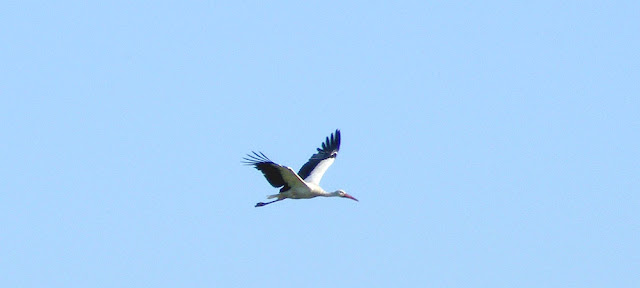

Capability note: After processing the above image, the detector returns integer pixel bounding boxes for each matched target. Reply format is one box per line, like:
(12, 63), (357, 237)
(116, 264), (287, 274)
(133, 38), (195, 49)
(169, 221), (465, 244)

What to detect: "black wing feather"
(243, 152), (288, 190)
(297, 129), (341, 180)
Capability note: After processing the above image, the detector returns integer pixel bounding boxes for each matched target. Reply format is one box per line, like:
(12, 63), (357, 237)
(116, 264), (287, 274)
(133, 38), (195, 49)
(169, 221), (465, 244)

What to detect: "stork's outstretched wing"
(243, 151), (305, 192)
(297, 129), (341, 185)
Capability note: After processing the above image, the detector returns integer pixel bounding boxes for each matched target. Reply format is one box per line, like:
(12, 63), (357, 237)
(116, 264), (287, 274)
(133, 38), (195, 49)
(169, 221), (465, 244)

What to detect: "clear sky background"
(2, 1), (638, 287)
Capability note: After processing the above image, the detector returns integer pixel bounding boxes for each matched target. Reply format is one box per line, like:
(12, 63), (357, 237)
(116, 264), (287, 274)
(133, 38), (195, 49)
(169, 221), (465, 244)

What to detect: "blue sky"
(2, 1), (638, 287)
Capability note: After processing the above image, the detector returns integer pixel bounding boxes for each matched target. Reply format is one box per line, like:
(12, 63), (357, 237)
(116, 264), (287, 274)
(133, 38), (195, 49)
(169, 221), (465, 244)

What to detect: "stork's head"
(335, 189), (358, 202)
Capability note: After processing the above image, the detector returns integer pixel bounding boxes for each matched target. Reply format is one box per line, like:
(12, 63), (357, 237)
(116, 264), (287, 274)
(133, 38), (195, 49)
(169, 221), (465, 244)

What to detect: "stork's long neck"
(309, 183), (332, 197)
(323, 190), (341, 197)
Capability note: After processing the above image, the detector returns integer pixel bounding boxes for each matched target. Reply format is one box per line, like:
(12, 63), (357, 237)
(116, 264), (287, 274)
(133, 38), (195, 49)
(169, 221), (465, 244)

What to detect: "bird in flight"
(243, 129), (358, 207)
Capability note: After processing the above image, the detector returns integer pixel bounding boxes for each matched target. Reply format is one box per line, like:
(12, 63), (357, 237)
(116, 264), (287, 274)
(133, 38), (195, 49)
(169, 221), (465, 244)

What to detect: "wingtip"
(242, 151), (273, 166)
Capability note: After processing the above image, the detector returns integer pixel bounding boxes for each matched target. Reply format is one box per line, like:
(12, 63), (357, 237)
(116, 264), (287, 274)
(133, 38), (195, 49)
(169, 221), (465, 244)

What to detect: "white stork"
(243, 129), (358, 207)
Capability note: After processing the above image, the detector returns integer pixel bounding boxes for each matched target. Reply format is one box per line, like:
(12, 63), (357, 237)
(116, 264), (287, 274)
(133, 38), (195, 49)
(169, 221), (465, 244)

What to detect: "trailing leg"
(255, 198), (283, 207)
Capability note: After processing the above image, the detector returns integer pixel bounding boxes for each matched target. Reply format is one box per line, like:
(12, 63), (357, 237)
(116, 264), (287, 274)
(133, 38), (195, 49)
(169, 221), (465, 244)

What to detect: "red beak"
(344, 194), (359, 202)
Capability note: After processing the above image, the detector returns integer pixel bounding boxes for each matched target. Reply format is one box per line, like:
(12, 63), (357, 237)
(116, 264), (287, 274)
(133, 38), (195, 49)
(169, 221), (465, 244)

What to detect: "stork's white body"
(265, 167), (329, 199)
(269, 181), (322, 200)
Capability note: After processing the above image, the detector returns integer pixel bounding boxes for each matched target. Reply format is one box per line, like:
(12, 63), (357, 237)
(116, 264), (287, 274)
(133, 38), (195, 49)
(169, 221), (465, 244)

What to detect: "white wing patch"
(277, 166), (307, 188)
(303, 157), (335, 185)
